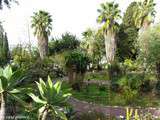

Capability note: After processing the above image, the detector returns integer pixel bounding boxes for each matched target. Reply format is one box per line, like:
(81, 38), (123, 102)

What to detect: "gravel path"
(69, 98), (160, 119)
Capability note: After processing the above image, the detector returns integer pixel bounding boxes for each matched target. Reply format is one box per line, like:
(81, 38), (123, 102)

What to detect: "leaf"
(28, 93), (47, 104)
(52, 107), (67, 120)
(51, 106), (67, 120)
(3, 65), (12, 80)
(9, 88), (32, 94)
(0, 68), (3, 76)
(0, 76), (8, 93)
(36, 81), (46, 100)
(10, 94), (29, 108)
(54, 81), (62, 94)
(47, 76), (53, 89)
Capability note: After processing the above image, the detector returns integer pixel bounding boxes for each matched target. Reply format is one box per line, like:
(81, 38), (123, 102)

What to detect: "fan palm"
(29, 77), (71, 120)
(134, 0), (155, 33)
(97, 1), (121, 64)
(31, 10), (52, 60)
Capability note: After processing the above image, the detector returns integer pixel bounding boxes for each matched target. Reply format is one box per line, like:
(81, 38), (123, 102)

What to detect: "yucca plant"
(29, 77), (71, 120)
(0, 65), (28, 120)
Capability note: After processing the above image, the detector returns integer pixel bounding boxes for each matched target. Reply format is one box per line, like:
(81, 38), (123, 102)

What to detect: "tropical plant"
(81, 28), (104, 70)
(65, 50), (90, 90)
(31, 10), (52, 60)
(97, 1), (121, 64)
(0, 23), (10, 67)
(134, 0), (156, 33)
(0, 65), (28, 120)
(28, 77), (71, 120)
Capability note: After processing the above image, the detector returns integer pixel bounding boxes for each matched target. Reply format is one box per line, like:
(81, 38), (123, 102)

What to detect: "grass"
(84, 71), (109, 81)
(62, 82), (160, 107)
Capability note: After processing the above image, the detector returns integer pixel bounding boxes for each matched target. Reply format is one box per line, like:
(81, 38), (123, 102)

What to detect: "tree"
(49, 33), (80, 55)
(31, 10), (52, 60)
(65, 50), (90, 91)
(0, 23), (10, 67)
(117, 2), (139, 61)
(134, 0), (156, 33)
(139, 25), (160, 80)
(81, 28), (104, 70)
(0, 65), (28, 120)
(97, 1), (121, 64)
(0, 0), (17, 9)
(29, 77), (71, 120)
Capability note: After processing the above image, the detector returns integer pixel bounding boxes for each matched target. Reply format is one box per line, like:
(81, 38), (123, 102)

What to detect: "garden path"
(69, 97), (160, 119)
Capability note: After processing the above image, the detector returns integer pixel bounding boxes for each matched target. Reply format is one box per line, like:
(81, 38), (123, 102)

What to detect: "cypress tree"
(0, 23), (10, 67)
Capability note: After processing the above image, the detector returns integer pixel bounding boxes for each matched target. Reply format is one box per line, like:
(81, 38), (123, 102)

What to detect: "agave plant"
(29, 77), (71, 120)
(0, 65), (28, 120)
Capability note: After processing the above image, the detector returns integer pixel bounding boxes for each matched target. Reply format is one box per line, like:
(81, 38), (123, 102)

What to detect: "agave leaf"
(10, 94), (29, 108)
(3, 65), (12, 80)
(28, 93), (47, 104)
(47, 76), (53, 89)
(51, 106), (67, 120)
(36, 81), (46, 100)
(54, 81), (62, 94)
(9, 88), (32, 94)
(0, 76), (8, 93)
(0, 68), (3, 76)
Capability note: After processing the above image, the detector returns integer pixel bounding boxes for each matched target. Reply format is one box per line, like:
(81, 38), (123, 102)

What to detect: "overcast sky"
(0, 0), (160, 46)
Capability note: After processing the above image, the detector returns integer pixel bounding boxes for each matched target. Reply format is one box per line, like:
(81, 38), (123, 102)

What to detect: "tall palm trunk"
(0, 93), (6, 120)
(104, 30), (116, 64)
(38, 35), (48, 60)
(139, 18), (150, 35)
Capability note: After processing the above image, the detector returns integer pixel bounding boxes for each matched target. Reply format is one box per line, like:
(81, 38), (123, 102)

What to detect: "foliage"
(26, 57), (65, 83)
(65, 50), (90, 73)
(0, 23), (10, 67)
(134, 0), (156, 29)
(97, 1), (121, 33)
(49, 33), (80, 55)
(28, 76), (71, 120)
(0, 65), (29, 119)
(81, 29), (105, 70)
(117, 24), (138, 61)
(31, 10), (52, 59)
(138, 25), (160, 80)
(11, 44), (38, 68)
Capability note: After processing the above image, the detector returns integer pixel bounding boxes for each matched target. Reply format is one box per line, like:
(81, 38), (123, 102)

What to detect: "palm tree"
(31, 10), (52, 60)
(0, 0), (18, 9)
(29, 77), (71, 120)
(97, 2), (121, 64)
(134, 0), (155, 33)
(0, 65), (28, 120)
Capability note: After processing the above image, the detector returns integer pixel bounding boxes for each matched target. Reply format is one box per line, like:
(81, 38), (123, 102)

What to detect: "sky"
(0, 0), (160, 46)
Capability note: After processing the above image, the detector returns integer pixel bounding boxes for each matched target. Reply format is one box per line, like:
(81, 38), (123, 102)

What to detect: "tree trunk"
(38, 35), (48, 60)
(138, 19), (150, 35)
(0, 93), (6, 120)
(104, 31), (116, 64)
(41, 110), (48, 120)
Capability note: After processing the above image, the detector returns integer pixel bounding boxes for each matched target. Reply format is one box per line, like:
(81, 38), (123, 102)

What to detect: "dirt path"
(69, 98), (160, 119)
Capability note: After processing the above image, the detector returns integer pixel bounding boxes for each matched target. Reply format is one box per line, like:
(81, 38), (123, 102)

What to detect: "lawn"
(62, 82), (160, 108)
